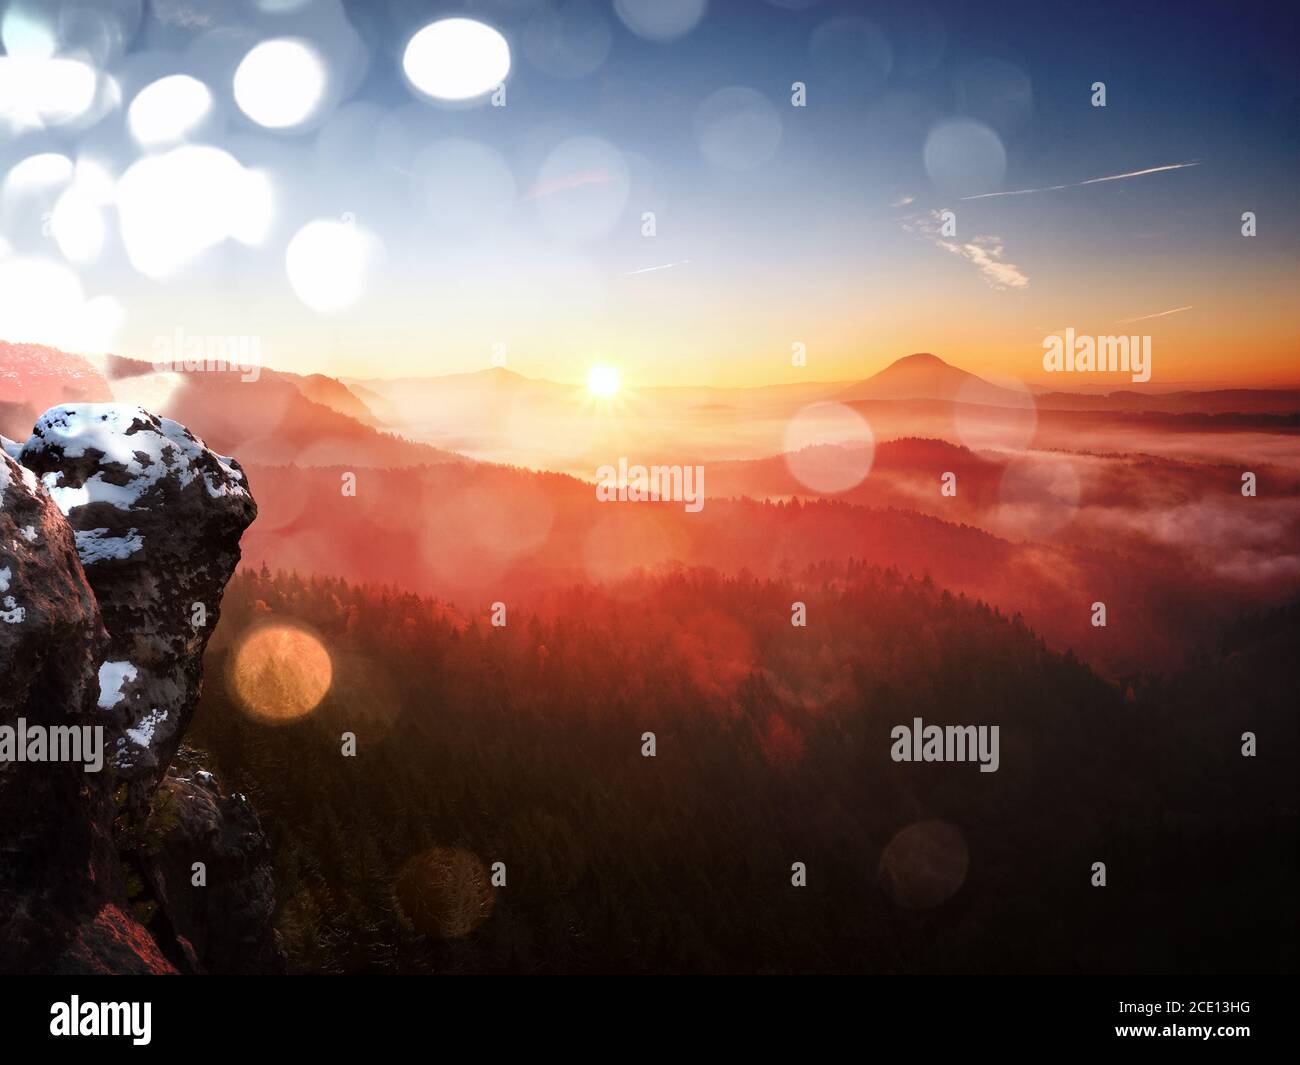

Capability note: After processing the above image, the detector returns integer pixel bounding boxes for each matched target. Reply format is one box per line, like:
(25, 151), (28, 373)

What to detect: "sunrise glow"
(586, 365), (621, 398)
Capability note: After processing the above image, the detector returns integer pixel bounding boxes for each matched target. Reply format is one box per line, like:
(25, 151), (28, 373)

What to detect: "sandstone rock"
(51, 904), (178, 975)
(141, 752), (285, 974)
(0, 448), (129, 969)
(2, 409), (275, 974)
(20, 405), (256, 788)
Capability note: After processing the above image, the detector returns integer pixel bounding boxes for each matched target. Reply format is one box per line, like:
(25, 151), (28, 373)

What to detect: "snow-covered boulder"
(2, 409), (275, 973)
(19, 406), (256, 785)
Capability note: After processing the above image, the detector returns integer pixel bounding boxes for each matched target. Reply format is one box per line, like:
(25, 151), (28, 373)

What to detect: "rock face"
(143, 753), (285, 975)
(19, 405), (256, 788)
(0, 447), (122, 970)
(0, 406), (279, 974)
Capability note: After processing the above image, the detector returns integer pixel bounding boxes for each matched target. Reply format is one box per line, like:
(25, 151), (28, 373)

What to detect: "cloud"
(937, 236), (1028, 290)
(1084, 496), (1300, 583)
(900, 209), (1028, 290)
(1117, 305), (1192, 324)
(960, 161), (1202, 201)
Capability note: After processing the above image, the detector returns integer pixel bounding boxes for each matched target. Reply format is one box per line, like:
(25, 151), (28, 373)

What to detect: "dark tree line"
(186, 563), (1298, 973)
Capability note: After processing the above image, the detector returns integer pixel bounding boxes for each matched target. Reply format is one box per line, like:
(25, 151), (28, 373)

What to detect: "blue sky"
(1, 0), (1295, 385)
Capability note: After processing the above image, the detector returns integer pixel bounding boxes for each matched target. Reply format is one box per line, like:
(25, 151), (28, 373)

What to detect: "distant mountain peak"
(887, 352), (948, 368)
(864, 352), (967, 386)
(834, 351), (1005, 404)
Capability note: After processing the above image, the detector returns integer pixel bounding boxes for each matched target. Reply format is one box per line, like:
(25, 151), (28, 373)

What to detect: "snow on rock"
(97, 659), (138, 709)
(0, 566), (18, 622)
(0, 445), (36, 495)
(22, 405), (250, 519)
(123, 708), (168, 752)
(0, 565), (20, 622)
(2, 450), (89, 635)
(76, 527), (144, 564)
(20, 404), (257, 788)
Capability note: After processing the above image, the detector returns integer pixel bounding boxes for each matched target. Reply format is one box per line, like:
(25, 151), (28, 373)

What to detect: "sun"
(586, 365), (620, 398)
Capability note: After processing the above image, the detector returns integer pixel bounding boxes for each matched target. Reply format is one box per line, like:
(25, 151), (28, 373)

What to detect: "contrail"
(1117, 305), (1193, 324)
(960, 161), (1203, 201)
(625, 259), (693, 276)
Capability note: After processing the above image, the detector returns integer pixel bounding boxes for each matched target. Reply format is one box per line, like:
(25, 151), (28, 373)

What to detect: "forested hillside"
(187, 566), (1298, 974)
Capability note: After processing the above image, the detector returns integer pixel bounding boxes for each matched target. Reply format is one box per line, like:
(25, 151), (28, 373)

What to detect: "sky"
(0, 0), (1297, 389)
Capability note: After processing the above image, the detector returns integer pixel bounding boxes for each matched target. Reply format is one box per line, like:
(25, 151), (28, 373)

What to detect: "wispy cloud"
(625, 260), (693, 276)
(901, 210), (1028, 290)
(1117, 305), (1193, 324)
(891, 194), (915, 208)
(960, 161), (1203, 201)
(937, 237), (1029, 289)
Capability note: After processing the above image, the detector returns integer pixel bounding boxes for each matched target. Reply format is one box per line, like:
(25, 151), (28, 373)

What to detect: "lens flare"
(0, 6), (55, 58)
(402, 18), (510, 102)
(522, 1), (611, 80)
(128, 74), (212, 147)
(394, 847), (495, 939)
(694, 86), (783, 171)
(782, 402), (875, 494)
(880, 820), (969, 909)
(234, 38), (327, 129)
(0, 256), (121, 353)
(534, 135), (630, 242)
(229, 624), (333, 724)
(4, 151), (72, 190)
(952, 375), (1037, 454)
(924, 118), (1006, 197)
(0, 54), (98, 128)
(50, 186), (104, 264)
(116, 145), (273, 278)
(614, 0), (707, 43)
(284, 218), (382, 314)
